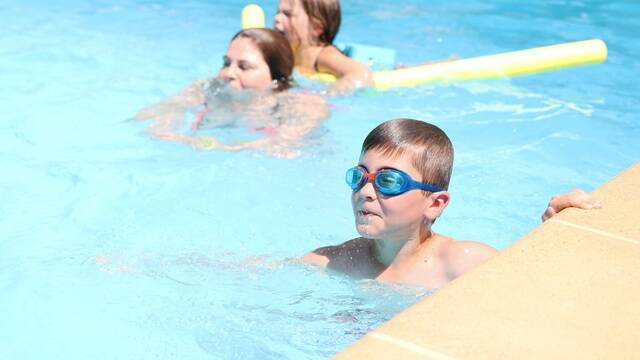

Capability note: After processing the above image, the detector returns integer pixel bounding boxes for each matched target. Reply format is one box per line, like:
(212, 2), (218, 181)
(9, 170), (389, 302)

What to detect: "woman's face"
(217, 37), (272, 91)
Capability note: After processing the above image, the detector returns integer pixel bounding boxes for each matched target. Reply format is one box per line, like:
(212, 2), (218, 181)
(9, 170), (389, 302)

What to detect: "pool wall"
(337, 161), (640, 359)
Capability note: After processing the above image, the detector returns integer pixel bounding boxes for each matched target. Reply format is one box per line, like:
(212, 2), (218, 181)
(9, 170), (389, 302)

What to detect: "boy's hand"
(541, 188), (602, 222)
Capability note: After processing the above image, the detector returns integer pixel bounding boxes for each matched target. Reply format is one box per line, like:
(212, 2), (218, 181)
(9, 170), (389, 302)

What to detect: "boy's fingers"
(544, 189), (603, 222)
(567, 189), (602, 210)
(542, 206), (556, 222)
(547, 196), (569, 213)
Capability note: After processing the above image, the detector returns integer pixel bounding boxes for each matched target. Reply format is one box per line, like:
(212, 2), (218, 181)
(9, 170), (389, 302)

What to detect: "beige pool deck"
(337, 162), (640, 359)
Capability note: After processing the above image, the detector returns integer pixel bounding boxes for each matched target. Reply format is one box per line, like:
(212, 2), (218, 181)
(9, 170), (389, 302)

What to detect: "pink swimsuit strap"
(191, 109), (207, 132)
(251, 126), (278, 136)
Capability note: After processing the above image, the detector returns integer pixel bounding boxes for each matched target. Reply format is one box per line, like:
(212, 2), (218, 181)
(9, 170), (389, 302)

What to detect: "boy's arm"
(302, 238), (383, 279)
(302, 251), (330, 269)
(541, 188), (602, 221)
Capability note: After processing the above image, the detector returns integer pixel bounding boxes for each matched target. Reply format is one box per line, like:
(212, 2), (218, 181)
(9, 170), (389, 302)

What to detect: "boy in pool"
(303, 118), (601, 289)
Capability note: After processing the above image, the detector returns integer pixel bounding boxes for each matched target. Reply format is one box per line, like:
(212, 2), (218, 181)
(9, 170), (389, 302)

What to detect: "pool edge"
(335, 161), (640, 359)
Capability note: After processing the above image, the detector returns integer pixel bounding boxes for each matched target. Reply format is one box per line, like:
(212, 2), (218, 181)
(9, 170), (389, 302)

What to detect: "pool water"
(1, 0), (638, 358)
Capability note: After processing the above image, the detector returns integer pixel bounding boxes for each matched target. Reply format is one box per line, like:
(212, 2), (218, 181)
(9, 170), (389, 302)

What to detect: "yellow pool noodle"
(373, 39), (608, 90)
(242, 4), (265, 29)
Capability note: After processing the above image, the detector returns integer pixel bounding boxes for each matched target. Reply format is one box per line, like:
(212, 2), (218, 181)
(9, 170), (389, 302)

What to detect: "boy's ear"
(424, 191), (450, 221)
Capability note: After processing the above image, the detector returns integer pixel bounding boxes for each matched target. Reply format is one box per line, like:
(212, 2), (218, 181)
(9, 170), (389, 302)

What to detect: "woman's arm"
(134, 80), (207, 136)
(200, 92), (328, 157)
(153, 92), (329, 158)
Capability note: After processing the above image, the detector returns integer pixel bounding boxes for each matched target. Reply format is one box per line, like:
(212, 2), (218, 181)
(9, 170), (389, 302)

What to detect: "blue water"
(1, 0), (638, 358)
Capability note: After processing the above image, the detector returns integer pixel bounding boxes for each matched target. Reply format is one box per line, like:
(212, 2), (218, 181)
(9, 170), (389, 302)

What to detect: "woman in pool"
(135, 28), (328, 158)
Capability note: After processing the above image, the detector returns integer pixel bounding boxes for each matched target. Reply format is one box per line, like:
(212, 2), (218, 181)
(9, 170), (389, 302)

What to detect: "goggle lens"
(375, 171), (405, 195)
(346, 167), (365, 190)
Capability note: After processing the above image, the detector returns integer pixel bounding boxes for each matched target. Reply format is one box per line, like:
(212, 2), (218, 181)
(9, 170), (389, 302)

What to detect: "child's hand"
(541, 188), (602, 222)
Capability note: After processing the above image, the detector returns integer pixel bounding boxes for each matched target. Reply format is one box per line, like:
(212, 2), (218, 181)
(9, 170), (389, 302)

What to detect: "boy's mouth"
(357, 210), (376, 217)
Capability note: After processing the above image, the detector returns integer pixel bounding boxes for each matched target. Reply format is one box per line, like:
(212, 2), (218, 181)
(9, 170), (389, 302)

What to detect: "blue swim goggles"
(346, 166), (445, 196)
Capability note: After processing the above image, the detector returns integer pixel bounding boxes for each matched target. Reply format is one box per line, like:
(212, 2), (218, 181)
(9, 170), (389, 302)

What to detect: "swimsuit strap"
(313, 45), (335, 73)
(191, 108), (207, 132)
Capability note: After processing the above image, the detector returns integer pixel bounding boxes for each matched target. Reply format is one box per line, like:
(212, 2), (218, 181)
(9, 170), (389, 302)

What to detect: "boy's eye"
(378, 176), (397, 187)
(377, 173), (404, 188)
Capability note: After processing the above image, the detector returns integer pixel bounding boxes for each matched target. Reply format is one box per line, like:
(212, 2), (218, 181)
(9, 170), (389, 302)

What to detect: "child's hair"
(362, 118), (454, 191)
(231, 28), (294, 91)
(300, 0), (341, 45)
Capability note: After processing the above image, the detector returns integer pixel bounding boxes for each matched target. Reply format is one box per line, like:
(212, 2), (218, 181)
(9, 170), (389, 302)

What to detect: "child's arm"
(303, 238), (383, 279)
(541, 188), (602, 221)
(316, 46), (374, 92)
(302, 251), (330, 269)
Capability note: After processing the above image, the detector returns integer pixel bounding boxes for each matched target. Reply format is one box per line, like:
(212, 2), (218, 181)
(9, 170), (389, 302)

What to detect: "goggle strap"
(416, 181), (445, 192)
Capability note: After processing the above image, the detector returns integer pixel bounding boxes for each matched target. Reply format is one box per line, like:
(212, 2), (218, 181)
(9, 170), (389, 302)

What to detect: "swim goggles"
(345, 166), (445, 196)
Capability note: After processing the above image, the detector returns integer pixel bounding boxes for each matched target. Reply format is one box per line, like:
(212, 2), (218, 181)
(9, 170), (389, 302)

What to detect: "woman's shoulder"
(276, 90), (328, 125)
(277, 89), (327, 109)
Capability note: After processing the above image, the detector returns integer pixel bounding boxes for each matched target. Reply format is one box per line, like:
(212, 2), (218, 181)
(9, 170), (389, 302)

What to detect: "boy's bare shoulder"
(303, 238), (383, 279)
(439, 237), (498, 278)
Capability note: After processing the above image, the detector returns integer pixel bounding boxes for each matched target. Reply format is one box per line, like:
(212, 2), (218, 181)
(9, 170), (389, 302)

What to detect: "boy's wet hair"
(301, 0), (341, 45)
(232, 28), (294, 91)
(362, 118), (454, 191)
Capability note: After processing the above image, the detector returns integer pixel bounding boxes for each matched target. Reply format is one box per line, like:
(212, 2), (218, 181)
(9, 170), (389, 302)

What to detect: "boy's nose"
(357, 181), (377, 201)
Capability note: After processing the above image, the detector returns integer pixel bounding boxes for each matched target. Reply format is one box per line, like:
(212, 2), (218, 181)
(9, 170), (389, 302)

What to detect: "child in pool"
(135, 28), (328, 159)
(303, 118), (601, 289)
(273, 0), (373, 92)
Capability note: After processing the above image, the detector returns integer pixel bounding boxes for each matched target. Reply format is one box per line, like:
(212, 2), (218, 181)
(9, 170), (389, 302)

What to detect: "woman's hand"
(541, 188), (602, 222)
(151, 132), (226, 151)
(194, 136), (225, 150)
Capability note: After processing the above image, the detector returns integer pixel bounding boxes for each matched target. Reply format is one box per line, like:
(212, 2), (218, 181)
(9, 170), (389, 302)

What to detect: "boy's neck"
(373, 227), (434, 267)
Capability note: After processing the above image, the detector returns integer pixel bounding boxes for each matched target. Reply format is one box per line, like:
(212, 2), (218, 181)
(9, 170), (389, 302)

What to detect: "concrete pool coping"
(336, 161), (640, 359)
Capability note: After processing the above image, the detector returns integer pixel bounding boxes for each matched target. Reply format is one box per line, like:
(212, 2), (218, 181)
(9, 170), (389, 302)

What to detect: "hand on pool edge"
(541, 188), (602, 222)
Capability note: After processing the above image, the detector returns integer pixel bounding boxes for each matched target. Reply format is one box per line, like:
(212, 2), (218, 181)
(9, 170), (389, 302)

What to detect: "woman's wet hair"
(232, 28), (294, 91)
(362, 118), (454, 191)
(300, 0), (341, 45)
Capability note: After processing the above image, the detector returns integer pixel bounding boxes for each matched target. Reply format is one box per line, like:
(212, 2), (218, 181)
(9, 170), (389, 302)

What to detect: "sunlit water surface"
(1, 0), (638, 358)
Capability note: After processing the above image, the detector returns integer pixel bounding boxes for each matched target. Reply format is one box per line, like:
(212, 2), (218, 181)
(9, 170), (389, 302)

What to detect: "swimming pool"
(1, 0), (638, 358)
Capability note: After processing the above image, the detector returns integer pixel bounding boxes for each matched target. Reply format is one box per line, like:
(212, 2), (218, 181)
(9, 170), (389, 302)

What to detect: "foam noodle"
(372, 39), (607, 90)
(242, 4), (265, 29)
